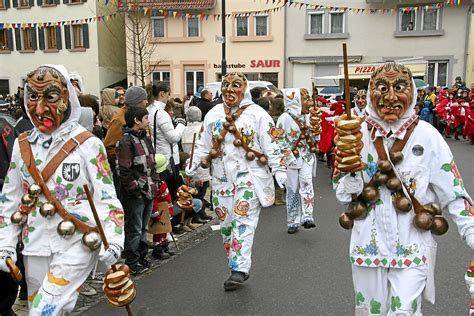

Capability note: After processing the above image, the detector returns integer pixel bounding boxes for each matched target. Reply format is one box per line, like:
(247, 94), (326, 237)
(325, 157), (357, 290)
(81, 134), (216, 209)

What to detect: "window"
(255, 15), (268, 36)
(22, 28), (32, 49)
(19, 0), (29, 6)
(401, 10), (416, 31)
(187, 17), (199, 37)
(0, 29), (10, 50)
(185, 70), (204, 96)
(152, 71), (171, 87)
(422, 8), (439, 31)
(46, 26), (56, 49)
(72, 24), (83, 48)
(64, 24), (88, 49)
(236, 16), (248, 36)
(0, 0), (4, 8)
(427, 61), (448, 87)
(309, 12), (323, 34)
(329, 11), (344, 33)
(152, 17), (165, 38)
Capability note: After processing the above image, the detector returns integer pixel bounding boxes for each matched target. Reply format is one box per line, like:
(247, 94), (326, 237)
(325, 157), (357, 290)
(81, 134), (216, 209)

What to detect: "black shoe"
(140, 258), (151, 269)
(172, 225), (186, 235)
(193, 217), (209, 224)
(130, 263), (149, 275)
(164, 246), (176, 256)
(303, 221), (316, 229)
(223, 271), (249, 291)
(287, 226), (298, 234)
(152, 245), (171, 260)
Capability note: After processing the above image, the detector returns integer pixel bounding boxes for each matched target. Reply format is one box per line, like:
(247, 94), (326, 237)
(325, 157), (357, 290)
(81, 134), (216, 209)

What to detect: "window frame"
(151, 70), (171, 86)
(329, 10), (345, 34)
(71, 24), (83, 48)
(151, 16), (165, 38)
(18, 0), (29, 7)
(186, 16), (200, 37)
(22, 28), (32, 50)
(0, 29), (9, 50)
(427, 61), (448, 87)
(185, 70), (204, 97)
(399, 9), (417, 32)
(46, 26), (57, 49)
(308, 11), (324, 35)
(421, 7), (439, 31)
(235, 16), (249, 37)
(395, 6), (444, 37)
(254, 14), (268, 37)
(0, 0), (4, 8)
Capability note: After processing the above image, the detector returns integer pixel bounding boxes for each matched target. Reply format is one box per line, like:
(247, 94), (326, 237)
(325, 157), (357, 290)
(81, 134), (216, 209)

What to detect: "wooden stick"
(6, 257), (22, 282)
(83, 184), (134, 316)
(342, 43), (352, 119)
(188, 133), (197, 169)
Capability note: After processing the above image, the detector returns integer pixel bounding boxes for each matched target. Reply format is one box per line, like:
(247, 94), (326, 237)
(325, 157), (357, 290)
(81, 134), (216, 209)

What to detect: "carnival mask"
(369, 63), (413, 123)
(354, 89), (367, 110)
(300, 88), (312, 114)
(26, 67), (69, 134)
(221, 72), (247, 108)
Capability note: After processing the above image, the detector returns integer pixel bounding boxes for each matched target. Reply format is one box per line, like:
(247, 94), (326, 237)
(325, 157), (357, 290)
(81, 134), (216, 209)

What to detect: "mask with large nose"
(221, 72), (247, 108)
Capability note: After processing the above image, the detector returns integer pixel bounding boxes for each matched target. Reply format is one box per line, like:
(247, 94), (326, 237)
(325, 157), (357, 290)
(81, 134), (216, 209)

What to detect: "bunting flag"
(1, 0), (467, 30)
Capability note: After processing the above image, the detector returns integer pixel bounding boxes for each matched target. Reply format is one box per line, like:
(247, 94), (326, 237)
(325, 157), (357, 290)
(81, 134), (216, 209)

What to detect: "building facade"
(285, 0), (472, 93)
(0, 0), (126, 96)
(125, 0), (285, 97)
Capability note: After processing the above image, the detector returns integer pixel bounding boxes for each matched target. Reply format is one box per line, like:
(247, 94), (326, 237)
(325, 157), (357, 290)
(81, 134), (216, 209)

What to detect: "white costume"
(188, 91), (284, 274)
(0, 65), (124, 315)
(334, 78), (474, 315)
(276, 89), (317, 230)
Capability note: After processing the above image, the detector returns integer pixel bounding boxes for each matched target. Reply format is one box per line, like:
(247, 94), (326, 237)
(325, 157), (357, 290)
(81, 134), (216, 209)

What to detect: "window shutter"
(29, 0), (34, 6)
(30, 26), (37, 50)
(7, 29), (13, 50)
(37, 0), (41, 5)
(64, 25), (71, 49)
(55, 26), (62, 49)
(82, 24), (89, 48)
(14, 28), (21, 50)
(38, 27), (45, 50)
(5, 0), (10, 9)
(12, 0), (17, 7)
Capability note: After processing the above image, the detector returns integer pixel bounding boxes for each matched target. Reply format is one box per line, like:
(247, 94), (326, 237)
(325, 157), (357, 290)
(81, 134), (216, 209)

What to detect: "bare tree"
(125, 10), (163, 87)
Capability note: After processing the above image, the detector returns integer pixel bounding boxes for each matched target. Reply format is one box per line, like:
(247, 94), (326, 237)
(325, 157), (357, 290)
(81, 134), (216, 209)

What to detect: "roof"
(131, 0), (216, 10)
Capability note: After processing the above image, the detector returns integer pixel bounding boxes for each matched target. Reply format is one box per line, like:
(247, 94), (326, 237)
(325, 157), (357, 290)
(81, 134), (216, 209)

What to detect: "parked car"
(206, 81), (279, 98)
(318, 86), (344, 100)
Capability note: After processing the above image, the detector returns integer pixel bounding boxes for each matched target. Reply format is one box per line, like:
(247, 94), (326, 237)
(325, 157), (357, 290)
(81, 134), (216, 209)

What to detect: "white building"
(285, 0), (473, 92)
(0, 0), (126, 96)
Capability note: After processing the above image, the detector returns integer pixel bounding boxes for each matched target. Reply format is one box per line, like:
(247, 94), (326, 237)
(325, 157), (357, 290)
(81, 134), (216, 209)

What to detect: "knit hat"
(125, 86), (147, 107)
(186, 106), (202, 123)
(155, 154), (169, 174)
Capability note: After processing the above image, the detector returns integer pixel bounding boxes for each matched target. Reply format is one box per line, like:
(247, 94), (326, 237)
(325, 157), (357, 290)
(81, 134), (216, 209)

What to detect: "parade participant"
(0, 65), (124, 314)
(186, 72), (286, 291)
(334, 62), (474, 315)
(353, 89), (368, 117)
(276, 88), (319, 233)
(464, 101), (474, 145)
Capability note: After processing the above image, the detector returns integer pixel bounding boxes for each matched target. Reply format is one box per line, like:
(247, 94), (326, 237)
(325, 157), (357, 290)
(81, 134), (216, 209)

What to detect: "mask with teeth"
(369, 63), (413, 123)
(354, 89), (367, 110)
(300, 88), (312, 114)
(26, 66), (69, 134)
(221, 72), (247, 108)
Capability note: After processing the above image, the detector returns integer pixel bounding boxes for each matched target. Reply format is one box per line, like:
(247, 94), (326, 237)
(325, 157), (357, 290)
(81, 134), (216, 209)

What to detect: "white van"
(205, 80), (278, 98)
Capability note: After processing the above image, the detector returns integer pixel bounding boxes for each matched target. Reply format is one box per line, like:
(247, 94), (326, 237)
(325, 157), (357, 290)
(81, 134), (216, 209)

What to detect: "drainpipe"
(463, 5), (472, 81)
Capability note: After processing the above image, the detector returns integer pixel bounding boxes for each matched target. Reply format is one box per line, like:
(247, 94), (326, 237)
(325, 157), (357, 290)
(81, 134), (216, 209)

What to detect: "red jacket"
(464, 103), (474, 136)
(152, 181), (174, 220)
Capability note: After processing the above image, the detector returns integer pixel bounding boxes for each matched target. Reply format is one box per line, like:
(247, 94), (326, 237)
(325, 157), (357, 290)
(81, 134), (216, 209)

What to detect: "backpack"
(420, 107), (430, 122)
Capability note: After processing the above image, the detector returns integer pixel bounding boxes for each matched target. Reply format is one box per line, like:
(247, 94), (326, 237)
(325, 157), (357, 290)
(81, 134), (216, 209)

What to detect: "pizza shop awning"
(337, 62), (428, 80)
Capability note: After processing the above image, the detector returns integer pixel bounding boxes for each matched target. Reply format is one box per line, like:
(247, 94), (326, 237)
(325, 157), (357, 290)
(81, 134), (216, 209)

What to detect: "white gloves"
(274, 171), (287, 188)
(466, 233), (474, 250)
(335, 174), (364, 204)
(185, 158), (197, 177)
(0, 247), (16, 273)
(100, 243), (122, 267)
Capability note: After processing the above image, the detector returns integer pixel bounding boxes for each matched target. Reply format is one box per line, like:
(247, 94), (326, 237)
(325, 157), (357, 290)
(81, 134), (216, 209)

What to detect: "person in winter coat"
(186, 72), (287, 291)
(194, 89), (214, 120)
(0, 65), (124, 314)
(334, 62), (474, 315)
(116, 106), (159, 274)
(147, 82), (185, 200)
(100, 88), (120, 133)
(275, 88), (318, 233)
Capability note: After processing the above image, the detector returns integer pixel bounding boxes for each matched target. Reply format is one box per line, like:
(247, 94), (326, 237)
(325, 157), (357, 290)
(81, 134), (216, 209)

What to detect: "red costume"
(464, 101), (474, 144)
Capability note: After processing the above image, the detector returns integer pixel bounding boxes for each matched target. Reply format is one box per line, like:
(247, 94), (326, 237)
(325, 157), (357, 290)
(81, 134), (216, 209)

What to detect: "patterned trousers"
(286, 162), (315, 229)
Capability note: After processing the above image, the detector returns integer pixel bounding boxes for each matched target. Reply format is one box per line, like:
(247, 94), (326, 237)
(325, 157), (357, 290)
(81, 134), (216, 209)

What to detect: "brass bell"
(225, 115), (233, 122)
(200, 158), (210, 169)
(57, 220), (76, 238)
(424, 203), (442, 216)
(386, 178), (402, 192)
(373, 172), (389, 186)
(297, 141), (304, 148)
(233, 139), (242, 147)
(394, 196), (412, 212)
(39, 202), (56, 217)
(377, 160), (392, 174)
(10, 211), (27, 225)
(349, 201), (368, 219)
(216, 135), (224, 142)
(245, 151), (255, 161)
(209, 149), (218, 159)
(292, 149), (299, 156)
(228, 126), (236, 134)
(28, 184), (42, 197)
(390, 152), (404, 164)
(414, 212), (433, 230)
(82, 231), (102, 251)
(310, 147), (318, 154)
(257, 155), (268, 165)
(431, 216), (449, 235)
(362, 186), (380, 203)
(231, 112), (239, 120)
(339, 212), (354, 230)
(21, 194), (36, 207)
(223, 121), (231, 129)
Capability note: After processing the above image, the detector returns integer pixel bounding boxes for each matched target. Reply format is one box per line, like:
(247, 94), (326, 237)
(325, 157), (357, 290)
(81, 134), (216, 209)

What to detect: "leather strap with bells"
(290, 116), (317, 155)
(18, 132), (96, 234)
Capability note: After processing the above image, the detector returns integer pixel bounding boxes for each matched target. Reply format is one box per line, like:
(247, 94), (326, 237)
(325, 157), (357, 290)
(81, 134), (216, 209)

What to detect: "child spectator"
(116, 106), (159, 274)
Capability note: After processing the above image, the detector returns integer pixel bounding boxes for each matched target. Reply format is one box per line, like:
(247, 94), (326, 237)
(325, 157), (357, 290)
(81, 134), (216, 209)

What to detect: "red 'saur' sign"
(250, 59), (281, 68)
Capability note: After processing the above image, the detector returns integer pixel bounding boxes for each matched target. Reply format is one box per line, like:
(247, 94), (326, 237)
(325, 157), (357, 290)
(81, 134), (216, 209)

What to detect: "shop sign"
(353, 66), (376, 74)
(250, 59), (281, 68)
(213, 63), (246, 69)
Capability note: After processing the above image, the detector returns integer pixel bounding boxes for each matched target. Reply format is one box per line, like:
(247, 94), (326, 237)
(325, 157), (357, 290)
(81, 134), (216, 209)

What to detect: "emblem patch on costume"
(240, 125), (256, 147)
(215, 207), (227, 221)
(62, 163), (80, 182)
(412, 145), (424, 156)
(234, 200), (249, 217)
